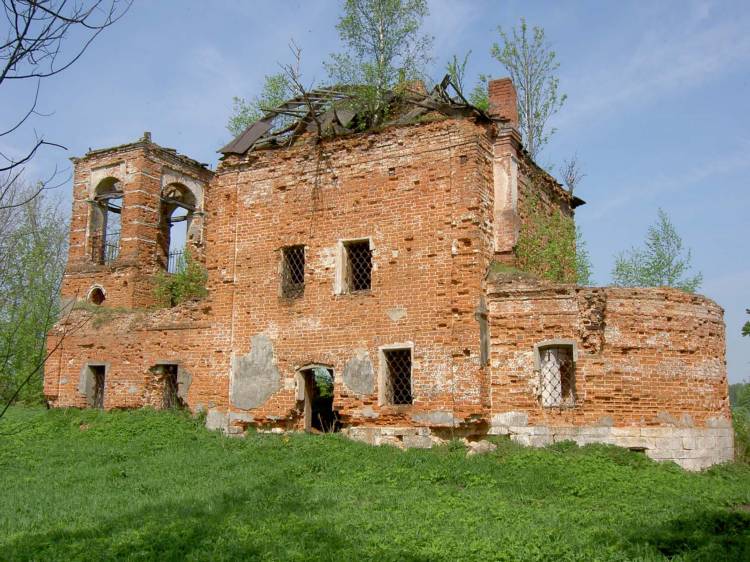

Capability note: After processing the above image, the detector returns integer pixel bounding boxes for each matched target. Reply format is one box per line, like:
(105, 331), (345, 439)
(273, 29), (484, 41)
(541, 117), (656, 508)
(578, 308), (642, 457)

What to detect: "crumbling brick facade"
(44, 79), (732, 469)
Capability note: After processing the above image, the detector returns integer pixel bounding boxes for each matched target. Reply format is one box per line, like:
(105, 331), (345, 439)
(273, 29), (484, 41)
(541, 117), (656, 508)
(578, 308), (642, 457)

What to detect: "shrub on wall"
(514, 193), (579, 283)
(153, 252), (208, 307)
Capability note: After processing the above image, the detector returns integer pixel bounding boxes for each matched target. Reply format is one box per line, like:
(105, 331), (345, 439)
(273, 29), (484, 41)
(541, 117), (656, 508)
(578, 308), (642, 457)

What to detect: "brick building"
(44, 79), (733, 470)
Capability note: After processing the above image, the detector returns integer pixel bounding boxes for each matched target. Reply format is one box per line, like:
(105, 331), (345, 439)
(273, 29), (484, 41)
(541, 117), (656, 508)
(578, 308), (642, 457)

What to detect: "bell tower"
(62, 133), (213, 308)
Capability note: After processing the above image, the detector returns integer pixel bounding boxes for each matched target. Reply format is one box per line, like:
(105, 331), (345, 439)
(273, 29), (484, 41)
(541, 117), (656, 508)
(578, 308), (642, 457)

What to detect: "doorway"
(300, 367), (338, 433)
(90, 365), (105, 409)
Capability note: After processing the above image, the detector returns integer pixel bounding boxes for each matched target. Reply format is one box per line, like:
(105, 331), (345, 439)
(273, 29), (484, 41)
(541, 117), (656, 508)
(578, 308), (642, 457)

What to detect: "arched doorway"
(297, 365), (338, 433)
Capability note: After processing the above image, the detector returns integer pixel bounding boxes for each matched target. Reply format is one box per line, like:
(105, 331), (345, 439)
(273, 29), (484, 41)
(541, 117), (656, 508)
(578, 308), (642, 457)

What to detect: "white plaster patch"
(386, 307), (407, 322)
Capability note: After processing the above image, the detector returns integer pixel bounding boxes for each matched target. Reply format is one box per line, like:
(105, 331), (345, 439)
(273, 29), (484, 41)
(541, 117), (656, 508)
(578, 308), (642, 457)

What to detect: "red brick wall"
(45, 116), (730, 456)
(210, 119), (494, 427)
(61, 139), (212, 309)
(486, 276), (730, 428)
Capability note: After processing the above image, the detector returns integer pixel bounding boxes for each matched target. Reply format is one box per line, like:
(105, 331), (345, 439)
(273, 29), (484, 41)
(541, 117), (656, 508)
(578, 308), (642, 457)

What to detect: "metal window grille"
(91, 366), (105, 409)
(344, 240), (371, 292)
(167, 250), (185, 274)
(282, 245), (305, 298)
(91, 231), (120, 265)
(384, 348), (412, 405)
(539, 347), (576, 407)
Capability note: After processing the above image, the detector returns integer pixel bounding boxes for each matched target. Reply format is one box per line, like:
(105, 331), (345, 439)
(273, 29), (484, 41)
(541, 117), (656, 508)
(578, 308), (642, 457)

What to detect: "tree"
(0, 187), (67, 405)
(0, 1), (128, 418)
(1, 1), (130, 209)
(325, 0), (433, 126)
(743, 309), (749, 337)
(559, 153), (586, 195)
(490, 18), (566, 159)
(611, 209), (703, 292)
(227, 73), (292, 137)
(575, 228), (593, 285)
(446, 52), (489, 111)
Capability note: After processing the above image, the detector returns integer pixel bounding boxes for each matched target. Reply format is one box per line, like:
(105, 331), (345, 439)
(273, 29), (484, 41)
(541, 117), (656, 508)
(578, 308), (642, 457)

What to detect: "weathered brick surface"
(44, 86), (732, 468)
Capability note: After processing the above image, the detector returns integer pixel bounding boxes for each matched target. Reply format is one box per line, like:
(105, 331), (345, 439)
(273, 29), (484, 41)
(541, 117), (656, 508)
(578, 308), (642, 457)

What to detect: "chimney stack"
(487, 78), (518, 128)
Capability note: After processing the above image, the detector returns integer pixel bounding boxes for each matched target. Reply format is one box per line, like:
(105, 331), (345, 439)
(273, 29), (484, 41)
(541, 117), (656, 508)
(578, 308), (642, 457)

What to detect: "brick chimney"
(488, 78), (518, 128)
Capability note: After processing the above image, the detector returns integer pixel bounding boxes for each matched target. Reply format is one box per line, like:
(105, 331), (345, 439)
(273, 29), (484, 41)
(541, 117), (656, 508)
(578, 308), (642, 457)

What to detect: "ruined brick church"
(44, 78), (733, 469)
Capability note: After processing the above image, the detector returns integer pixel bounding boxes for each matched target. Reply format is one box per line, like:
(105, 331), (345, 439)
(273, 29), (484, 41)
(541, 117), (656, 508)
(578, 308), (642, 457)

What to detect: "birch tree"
(491, 18), (565, 159)
(326, 0), (433, 126)
(612, 209), (703, 292)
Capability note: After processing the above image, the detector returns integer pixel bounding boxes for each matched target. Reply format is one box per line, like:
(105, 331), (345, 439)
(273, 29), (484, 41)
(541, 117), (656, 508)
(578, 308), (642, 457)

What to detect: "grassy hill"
(1, 407), (749, 561)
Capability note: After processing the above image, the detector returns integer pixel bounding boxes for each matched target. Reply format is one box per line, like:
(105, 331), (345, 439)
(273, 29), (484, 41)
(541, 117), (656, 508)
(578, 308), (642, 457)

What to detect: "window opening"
(539, 346), (576, 407)
(344, 240), (372, 292)
(90, 365), (105, 409)
(161, 184), (197, 273)
(281, 245), (305, 298)
(88, 287), (105, 305)
(299, 367), (338, 432)
(91, 178), (122, 265)
(383, 348), (412, 405)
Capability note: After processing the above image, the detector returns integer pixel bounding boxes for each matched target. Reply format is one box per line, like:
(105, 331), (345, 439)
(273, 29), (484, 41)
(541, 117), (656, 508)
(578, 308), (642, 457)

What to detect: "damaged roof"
(219, 75), (489, 156)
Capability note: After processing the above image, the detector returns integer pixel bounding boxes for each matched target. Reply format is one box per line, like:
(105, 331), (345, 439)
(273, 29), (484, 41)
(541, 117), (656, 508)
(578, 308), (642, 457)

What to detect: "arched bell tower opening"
(90, 177), (123, 265)
(160, 183), (198, 273)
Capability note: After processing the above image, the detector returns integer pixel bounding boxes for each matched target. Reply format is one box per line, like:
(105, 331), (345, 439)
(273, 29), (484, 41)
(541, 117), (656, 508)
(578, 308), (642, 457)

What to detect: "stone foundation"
(341, 422), (733, 470)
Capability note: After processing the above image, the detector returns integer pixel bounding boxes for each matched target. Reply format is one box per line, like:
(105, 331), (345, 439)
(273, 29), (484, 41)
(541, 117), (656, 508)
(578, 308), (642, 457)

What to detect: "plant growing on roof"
(325, 0), (434, 127)
(227, 73), (293, 137)
(490, 18), (566, 160)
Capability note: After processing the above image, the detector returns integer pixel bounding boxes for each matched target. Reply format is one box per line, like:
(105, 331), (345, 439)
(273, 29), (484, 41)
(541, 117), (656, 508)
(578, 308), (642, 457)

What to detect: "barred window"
(383, 348), (412, 405)
(281, 245), (305, 298)
(538, 345), (576, 408)
(343, 240), (371, 292)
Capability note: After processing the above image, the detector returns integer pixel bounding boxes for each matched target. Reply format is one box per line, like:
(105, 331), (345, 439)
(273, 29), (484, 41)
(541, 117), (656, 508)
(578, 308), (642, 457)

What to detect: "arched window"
(90, 177), (123, 265)
(160, 183), (197, 273)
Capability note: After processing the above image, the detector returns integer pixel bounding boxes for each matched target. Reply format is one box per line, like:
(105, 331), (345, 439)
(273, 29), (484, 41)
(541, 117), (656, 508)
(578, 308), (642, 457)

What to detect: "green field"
(1, 407), (749, 561)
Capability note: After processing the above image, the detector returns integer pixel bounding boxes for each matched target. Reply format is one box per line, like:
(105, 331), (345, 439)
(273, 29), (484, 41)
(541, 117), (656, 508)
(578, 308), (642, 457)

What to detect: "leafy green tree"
(325, 0), (433, 126)
(227, 73), (292, 137)
(490, 18), (566, 159)
(742, 309), (749, 337)
(0, 187), (67, 405)
(611, 208), (702, 292)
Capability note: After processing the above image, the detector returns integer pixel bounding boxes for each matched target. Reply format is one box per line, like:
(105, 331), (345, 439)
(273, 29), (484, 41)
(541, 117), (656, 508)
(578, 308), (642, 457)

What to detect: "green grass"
(1, 407), (749, 561)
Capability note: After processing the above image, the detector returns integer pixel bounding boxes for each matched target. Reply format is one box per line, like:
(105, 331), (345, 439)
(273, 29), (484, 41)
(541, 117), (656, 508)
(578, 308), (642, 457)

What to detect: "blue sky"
(1, 0), (748, 382)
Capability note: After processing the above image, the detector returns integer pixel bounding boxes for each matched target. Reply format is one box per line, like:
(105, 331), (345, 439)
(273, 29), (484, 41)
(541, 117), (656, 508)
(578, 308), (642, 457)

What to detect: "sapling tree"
(227, 73), (292, 137)
(325, 0), (433, 126)
(611, 209), (703, 292)
(490, 18), (566, 159)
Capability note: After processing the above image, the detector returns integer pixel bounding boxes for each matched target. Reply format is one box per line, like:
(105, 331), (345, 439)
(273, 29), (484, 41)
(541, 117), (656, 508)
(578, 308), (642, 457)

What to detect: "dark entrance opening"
(301, 367), (338, 433)
(150, 364), (185, 409)
(91, 365), (105, 409)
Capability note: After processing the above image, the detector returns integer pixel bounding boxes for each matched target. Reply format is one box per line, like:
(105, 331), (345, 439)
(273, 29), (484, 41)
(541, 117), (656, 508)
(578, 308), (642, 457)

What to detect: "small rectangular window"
(281, 245), (305, 298)
(539, 346), (575, 407)
(344, 240), (371, 292)
(383, 348), (412, 405)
